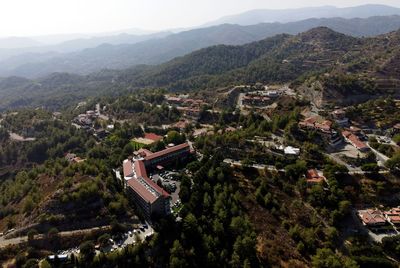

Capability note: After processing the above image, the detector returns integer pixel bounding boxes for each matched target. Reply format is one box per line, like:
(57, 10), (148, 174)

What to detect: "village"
(1, 82), (400, 266)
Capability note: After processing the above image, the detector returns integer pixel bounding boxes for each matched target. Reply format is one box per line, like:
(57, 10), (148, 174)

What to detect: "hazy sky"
(0, 0), (400, 37)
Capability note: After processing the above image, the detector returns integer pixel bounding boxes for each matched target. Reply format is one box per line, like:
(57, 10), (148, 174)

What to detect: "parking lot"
(150, 171), (181, 204)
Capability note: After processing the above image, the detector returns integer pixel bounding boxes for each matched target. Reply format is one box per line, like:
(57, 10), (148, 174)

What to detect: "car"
(0, 232), (3, 236)
(143, 224), (148, 229)
(128, 231), (132, 236)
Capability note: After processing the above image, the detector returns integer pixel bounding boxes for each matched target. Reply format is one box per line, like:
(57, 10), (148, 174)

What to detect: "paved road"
(0, 226), (110, 248)
(367, 142), (389, 167)
(223, 159), (281, 172)
(8, 132), (36, 142)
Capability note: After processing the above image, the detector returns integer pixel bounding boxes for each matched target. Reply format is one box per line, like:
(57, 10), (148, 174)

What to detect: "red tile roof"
(385, 208), (400, 224)
(144, 133), (163, 142)
(134, 160), (147, 178)
(359, 209), (386, 225)
(306, 169), (325, 184)
(144, 143), (190, 161)
(342, 131), (368, 150)
(137, 148), (153, 158)
(306, 169), (319, 179)
(299, 117), (332, 132)
(128, 160), (170, 202)
(123, 160), (134, 178)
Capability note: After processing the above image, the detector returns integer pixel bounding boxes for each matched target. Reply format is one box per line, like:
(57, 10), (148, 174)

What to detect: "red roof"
(134, 160), (148, 178)
(137, 148), (153, 157)
(306, 169), (325, 184)
(299, 117), (332, 132)
(342, 131), (368, 150)
(144, 143), (190, 161)
(167, 97), (182, 102)
(123, 160), (134, 178)
(385, 208), (400, 223)
(127, 178), (159, 204)
(144, 133), (163, 142)
(306, 169), (319, 179)
(128, 160), (170, 201)
(359, 209), (386, 225)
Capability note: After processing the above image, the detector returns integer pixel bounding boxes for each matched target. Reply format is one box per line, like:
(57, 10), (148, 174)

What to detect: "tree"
(79, 241), (96, 264)
(47, 227), (59, 240)
(98, 233), (111, 248)
(27, 229), (38, 242)
(170, 240), (188, 268)
(312, 248), (358, 268)
(285, 160), (307, 180)
(23, 258), (39, 268)
(40, 260), (51, 268)
(386, 152), (400, 172)
(165, 131), (186, 145)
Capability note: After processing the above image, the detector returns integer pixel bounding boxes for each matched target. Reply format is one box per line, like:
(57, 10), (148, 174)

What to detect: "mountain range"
(205, 4), (400, 26)
(1, 15), (400, 78)
(0, 26), (399, 111)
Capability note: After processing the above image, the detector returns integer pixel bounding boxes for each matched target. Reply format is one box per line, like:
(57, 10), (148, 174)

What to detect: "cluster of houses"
(298, 116), (342, 147)
(298, 114), (372, 153)
(358, 207), (400, 229)
(242, 90), (280, 107)
(72, 109), (111, 140)
(166, 95), (206, 120)
(122, 143), (193, 219)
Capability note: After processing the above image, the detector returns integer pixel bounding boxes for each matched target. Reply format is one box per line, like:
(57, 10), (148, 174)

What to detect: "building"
(283, 146), (300, 156)
(385, 207), (400, 226)
(242, 95), (272, 107)
(358, 209), (387, 227)
(123, 143), (191, 218)
(143, 143), (191, 168)
(306, 169), (326, 185)
(342, 131), (369, 152)
(65, 153), (85, 163)
(331, 109), (349, 126)
(177, 107), (201, 119)
(166, 96), (183, 105)
(299, 117), (333, 134)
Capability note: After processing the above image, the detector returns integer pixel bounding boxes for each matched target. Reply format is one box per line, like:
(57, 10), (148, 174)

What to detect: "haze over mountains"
(1, 14), (400, 78)
(205, 4), (400, 26)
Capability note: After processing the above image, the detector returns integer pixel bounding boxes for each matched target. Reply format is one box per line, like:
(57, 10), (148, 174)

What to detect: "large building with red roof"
(123, 143), (191, 218)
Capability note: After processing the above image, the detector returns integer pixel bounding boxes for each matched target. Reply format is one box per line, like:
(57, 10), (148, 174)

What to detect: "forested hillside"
(2, 16), (400, 78)
(1, 27), (400, 111)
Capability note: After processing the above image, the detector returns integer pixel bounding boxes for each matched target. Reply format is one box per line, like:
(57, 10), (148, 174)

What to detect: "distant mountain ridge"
(205, 4), (400, 26)
(0, 31), (171, 61)
(1, 15), (400, 78)
(1, 26), (400, 111)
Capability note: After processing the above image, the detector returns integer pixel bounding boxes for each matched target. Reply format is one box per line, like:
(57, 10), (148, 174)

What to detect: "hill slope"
(1, 16), (400, 78)
(1, 27), (400, 111)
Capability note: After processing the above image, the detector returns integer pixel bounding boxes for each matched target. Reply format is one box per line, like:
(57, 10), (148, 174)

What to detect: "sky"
(0, 0), (400, 37)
